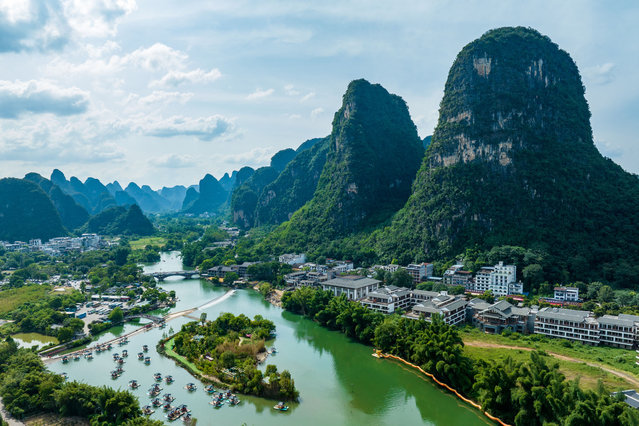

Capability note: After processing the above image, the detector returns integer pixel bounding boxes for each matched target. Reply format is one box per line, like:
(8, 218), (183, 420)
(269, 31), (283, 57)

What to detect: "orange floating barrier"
(376, 352), (510, 426)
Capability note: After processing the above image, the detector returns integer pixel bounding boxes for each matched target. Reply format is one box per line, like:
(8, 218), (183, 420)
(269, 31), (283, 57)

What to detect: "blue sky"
(1, 0), (638, 188)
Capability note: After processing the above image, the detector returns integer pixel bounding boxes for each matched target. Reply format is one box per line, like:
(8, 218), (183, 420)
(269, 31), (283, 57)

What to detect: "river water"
(50, 252), (489, 425)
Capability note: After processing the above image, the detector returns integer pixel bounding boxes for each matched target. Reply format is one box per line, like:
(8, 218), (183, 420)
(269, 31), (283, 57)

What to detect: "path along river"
(49, 252), (489, 426)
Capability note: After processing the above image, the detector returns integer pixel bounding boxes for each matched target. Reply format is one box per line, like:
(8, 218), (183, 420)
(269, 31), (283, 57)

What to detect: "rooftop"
(536, 307), (596, 323)
(323, 277), (381, 289)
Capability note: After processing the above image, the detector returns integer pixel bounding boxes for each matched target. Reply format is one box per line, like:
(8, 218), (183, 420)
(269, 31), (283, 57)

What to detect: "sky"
(1, 0), (638, 189)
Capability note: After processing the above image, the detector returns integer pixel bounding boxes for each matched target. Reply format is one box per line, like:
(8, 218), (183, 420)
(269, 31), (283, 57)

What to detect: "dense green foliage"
(231, 166), (280, 228)
(376, 27), (639, 288)
(0, 338), (160, 424)
(254, 137), (329, 227)
(263, 79), (424, 252)
(280, 286), (639, 425)
(84, 204), (154, 236)
(0, 178), (67, 241)
(170, 313), (298, 400)
(24, 173), (90, 230)
(0, 287), (84, 341)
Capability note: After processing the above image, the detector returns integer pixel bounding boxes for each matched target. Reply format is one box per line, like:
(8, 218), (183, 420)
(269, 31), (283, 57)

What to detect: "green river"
(49, 252), (489, 425)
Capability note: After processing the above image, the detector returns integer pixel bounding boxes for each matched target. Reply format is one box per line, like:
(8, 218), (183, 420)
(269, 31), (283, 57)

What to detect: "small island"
(159, 312), (299, 401)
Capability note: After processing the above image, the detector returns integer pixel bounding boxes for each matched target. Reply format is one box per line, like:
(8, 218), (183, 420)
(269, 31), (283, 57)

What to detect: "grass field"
(460, 326), (639, 391)
(463, 345), (631, 391)
(0, 285), (50, 317)
(129, 237), (167, 250)
(164, 337), (203, 375)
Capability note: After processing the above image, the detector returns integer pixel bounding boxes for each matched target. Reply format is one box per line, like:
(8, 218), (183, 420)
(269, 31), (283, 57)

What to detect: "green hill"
(266, 79), (424, 251)
(84, 204), (154, 236)
(0, 178), (67, 241)
(377, 27), (639, 286)
(254, 137), (329, 227)
(23, 173), (89, 230)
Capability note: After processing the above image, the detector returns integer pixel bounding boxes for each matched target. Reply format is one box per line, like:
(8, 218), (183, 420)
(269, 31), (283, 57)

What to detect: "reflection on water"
(12, 332), (59, 349)
(49, 252), (488, 425)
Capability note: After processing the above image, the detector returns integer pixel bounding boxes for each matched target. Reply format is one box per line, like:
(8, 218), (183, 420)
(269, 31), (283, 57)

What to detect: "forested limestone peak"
(267, 78), (423, 248)
(380, 27), (639, 287)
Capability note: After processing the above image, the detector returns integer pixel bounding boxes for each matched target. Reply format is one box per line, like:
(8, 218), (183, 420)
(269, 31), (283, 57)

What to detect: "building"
(407, 293), (468, 326)
(472, 261), (521, 296)
(534, 307), (599, 345)
(472, 300), (534, 334)
(553, 287), (580, 302)
(279, 253), (307, 265)
(359, 286), (412, 314)
(321, 276), (380, 301)
(598, 314), (639, 349)
(405, 263), (434, 285)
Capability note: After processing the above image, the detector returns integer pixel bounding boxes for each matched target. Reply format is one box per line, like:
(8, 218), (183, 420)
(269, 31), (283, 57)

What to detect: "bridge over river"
(144, 270), (200, 281)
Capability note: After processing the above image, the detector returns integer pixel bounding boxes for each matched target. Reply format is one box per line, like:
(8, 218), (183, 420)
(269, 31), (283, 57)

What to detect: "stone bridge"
(144, 270), (200, 281)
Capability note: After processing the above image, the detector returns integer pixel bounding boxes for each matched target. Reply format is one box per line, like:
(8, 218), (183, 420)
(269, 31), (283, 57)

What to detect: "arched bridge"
(127, 313), (165, 323)
(144, 270), (200, 281)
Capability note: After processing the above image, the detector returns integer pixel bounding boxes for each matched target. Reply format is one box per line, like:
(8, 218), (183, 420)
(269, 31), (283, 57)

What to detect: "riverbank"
(253, 283), (283, 307)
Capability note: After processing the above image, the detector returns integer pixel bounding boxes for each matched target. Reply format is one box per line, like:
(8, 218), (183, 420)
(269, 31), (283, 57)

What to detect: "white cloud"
(0, 79), (89, 118)
(0, 0), (70, 52)
(300, 92), (315, 102)
(63, 0), (137, 38)
(0, 0), (135, 53)
(137, 90), (193, 105)
(310, 107), (323, 118)
(583, 62), (616, 85)
(137, 114), (235, 141)
(49, 42), (188, 75)
(221, 146), (274, 167)
(284, 84), (299, 96)
(246, 88), (274, 100)
(288, 114), (301, 120)
(148, 153), (195, 168)
(0, 116), (125, 163)
(150, 68), (221, 88)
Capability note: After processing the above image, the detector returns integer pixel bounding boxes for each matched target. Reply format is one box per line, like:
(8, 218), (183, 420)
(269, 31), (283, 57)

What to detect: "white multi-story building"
(553, 287), (580, 302)
(534, 307), (599, 345)
(598, 314), (639, 349)
(359, 286), (412, 314)
(409, 293), (468, 326)
(321, 276), (380, 301)
(472, 261), (520, 296)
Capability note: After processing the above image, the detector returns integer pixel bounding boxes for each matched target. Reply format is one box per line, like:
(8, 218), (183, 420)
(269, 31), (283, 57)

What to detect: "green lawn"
(164, 338), (203, 376)
(0, 285), (50, 317)
(460, 326), (639, 380)
(129, 237), (167, 250)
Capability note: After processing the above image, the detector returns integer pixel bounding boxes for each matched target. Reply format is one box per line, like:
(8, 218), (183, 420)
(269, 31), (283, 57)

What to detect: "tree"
(598, 285), (614, 303)
(224, 272), (239, 285)
(200, 312), (207, 324)
(108, 307), (124, 324)
(522, 264), (544, 289)
(388, 268), (413, 288)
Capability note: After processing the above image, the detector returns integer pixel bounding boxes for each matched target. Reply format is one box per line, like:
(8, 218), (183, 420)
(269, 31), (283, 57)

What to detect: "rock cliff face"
(381, 27), (639, 283)
(182, 174), (228, 215)
(269, 79), (423, 247)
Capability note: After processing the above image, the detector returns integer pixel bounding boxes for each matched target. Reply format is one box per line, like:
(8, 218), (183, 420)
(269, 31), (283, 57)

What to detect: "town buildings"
(359, 285), (412, 314)
(0, 234), (105, 255)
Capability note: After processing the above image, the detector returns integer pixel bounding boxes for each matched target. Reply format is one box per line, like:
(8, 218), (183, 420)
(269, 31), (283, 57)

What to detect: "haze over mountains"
(3, 26), (639, 287)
